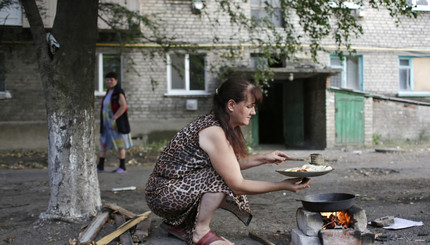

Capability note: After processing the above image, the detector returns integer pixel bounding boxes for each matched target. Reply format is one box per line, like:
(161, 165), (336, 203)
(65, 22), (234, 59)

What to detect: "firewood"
(78, 212), (110, 244)
(132, 213), (152, 243)
(102, 203), (137, 219)
(96, 211), (151, 245)
(249, 231), (275, 245)
(113, 214), (133, 245)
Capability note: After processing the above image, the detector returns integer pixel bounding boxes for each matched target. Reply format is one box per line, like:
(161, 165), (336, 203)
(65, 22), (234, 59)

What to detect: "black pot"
(300, 193), (356, 212)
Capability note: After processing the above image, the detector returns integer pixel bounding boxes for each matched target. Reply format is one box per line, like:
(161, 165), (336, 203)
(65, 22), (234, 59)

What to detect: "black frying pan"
(300, 193), (356, 212)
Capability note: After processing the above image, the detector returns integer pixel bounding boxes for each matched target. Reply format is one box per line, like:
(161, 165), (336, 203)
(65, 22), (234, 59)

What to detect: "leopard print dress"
(145, 113), (252, 244)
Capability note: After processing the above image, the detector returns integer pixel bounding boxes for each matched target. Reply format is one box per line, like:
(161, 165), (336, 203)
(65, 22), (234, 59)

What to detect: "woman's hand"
(281, 177), (311, 192)
(263, 150), (290, 165)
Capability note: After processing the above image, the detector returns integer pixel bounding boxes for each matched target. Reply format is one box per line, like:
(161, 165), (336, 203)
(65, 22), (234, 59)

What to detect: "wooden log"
(102, 203), (137, 219)
(113, 214), (133, 245)
(78, 211), (110, 244)
(132, 213), (152, 243)
(249, 231), (275, 245)
(96, 211), (151, 245)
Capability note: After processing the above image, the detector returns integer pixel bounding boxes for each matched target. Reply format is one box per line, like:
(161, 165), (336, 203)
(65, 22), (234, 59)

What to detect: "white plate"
(276, 168), (334, 177)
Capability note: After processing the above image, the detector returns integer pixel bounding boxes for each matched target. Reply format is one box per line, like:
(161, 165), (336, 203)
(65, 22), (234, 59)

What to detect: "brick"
(291, 228), (321, 245)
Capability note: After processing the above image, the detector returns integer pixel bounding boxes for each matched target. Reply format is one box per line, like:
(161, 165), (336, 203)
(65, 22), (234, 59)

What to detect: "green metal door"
(335, 91), (364, 145)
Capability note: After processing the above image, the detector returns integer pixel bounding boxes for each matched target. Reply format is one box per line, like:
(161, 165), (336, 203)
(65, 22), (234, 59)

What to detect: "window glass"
(189, 54), (205, 90)
(346, 56), (360, 90)
(399, 68), (411, 90)
(330, 73), (342, 88)
(329, 56), (343, 88)
(330, 56), (342, 67)
(399, 58), (411, 91)
(0, 0), (22, 26)
(251, 0), (283, 27)
(0, 53), (5, 92)
(408, 0), (430, 10)
(399, 59), (409, 66)
(171, 53), (185, 89)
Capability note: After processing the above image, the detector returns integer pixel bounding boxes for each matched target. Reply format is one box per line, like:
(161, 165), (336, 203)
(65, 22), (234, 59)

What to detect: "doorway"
(258, 81), (284, 144)
(257, 77), (326, 149)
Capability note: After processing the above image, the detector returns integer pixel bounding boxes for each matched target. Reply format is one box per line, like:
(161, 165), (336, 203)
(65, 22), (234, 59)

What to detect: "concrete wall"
(325, 90), (336, 148)
(373, 98), (430, 142)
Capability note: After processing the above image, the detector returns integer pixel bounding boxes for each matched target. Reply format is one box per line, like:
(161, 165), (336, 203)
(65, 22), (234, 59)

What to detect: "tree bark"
(21, 0), (101, 221)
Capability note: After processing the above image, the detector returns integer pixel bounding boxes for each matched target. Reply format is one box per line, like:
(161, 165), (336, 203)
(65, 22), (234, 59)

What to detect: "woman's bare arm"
(112, 93), (127, 120)
(199, 126), (310, 195)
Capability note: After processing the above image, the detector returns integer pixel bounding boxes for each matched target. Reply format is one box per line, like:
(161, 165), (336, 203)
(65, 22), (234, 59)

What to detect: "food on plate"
(281, 164), (333, 172)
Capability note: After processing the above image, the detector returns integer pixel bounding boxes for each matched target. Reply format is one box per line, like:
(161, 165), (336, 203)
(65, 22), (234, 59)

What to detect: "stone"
(296, 208), (324, 236)
(348, 205), (368, 232)
(291, 228), (321, 245)
(319, 229), (362, 245)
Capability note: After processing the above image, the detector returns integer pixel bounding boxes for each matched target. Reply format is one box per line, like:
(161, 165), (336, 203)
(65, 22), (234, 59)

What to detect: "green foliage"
(373, 133), (381, 145)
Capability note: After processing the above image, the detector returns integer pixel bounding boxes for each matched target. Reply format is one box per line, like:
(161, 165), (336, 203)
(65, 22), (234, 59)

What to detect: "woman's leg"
(119, 148), (126, 159)
(118, 148), (126, 170)
(100, 151), (107, 158)
(193, 193), (233, 244)
(97, 151), (107, 171)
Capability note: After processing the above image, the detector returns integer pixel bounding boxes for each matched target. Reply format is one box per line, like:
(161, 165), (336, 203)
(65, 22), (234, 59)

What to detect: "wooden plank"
(103, 203), (137, 219)
(113, 214), (133, 245)
(132, 213), (152, 243)
(249, 231), (275, 245)
(78, 211), (110, 244)
(96, 211), (151, 245)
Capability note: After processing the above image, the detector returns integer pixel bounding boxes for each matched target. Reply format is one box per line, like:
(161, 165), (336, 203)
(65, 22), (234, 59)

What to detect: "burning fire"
(320, 211), (353, 229)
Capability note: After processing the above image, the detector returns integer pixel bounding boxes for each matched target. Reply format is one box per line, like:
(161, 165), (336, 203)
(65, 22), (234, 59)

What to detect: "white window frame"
(166, 53), (209, 96)
(409, 0), (430, 11)
(398, 56), (430, 97)
(328, 1), (361, 9)
(250, 0), (283, 27)
(330, 54), (364, 91)
(0, 0), (22, 26)
(0, 52), (11, 99)
(94, 52), (123, 96)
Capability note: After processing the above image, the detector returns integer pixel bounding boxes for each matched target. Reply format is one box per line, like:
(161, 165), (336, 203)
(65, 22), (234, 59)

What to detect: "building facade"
(1, 0), (430, 150)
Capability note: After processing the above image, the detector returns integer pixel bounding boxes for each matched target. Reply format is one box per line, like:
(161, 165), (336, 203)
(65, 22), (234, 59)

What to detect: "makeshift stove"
(291, 204), (375, 245)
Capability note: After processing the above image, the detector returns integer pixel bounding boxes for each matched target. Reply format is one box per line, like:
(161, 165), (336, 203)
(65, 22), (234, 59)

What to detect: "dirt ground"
(0, 145), (429, 245)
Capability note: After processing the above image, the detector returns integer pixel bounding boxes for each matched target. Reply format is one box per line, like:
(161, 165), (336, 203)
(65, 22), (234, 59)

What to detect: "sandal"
(160, 222), (186, 241)
(196, 230), (226, 245)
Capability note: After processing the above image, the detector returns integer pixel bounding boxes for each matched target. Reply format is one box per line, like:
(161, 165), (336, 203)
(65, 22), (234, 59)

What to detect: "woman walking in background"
(97, 72), (132, 173)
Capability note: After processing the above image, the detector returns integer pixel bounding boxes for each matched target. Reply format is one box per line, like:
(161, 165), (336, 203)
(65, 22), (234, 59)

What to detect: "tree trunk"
(21, 0), (101, 221)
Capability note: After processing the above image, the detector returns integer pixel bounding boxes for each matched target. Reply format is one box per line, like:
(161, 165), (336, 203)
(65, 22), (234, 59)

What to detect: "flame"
(320, 211), (353, 229)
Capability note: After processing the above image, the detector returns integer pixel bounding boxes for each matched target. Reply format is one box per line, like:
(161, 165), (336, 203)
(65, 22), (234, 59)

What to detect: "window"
(407, 0), (430, 11)
(0, 53), (5, 92)
(167, 53), (207, 95)
(95, 53), (122, 96)
(0, 52), (11, 99)
(398, 57), (430, 96)
(0, 0), (22, 26)
(251, 53), (286, 68)
(330, 55), (363, 91)
(251, 0), (283, 27)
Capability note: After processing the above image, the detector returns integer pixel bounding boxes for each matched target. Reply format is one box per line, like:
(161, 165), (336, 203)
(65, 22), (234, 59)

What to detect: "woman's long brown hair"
(212, 78), (262, 158)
